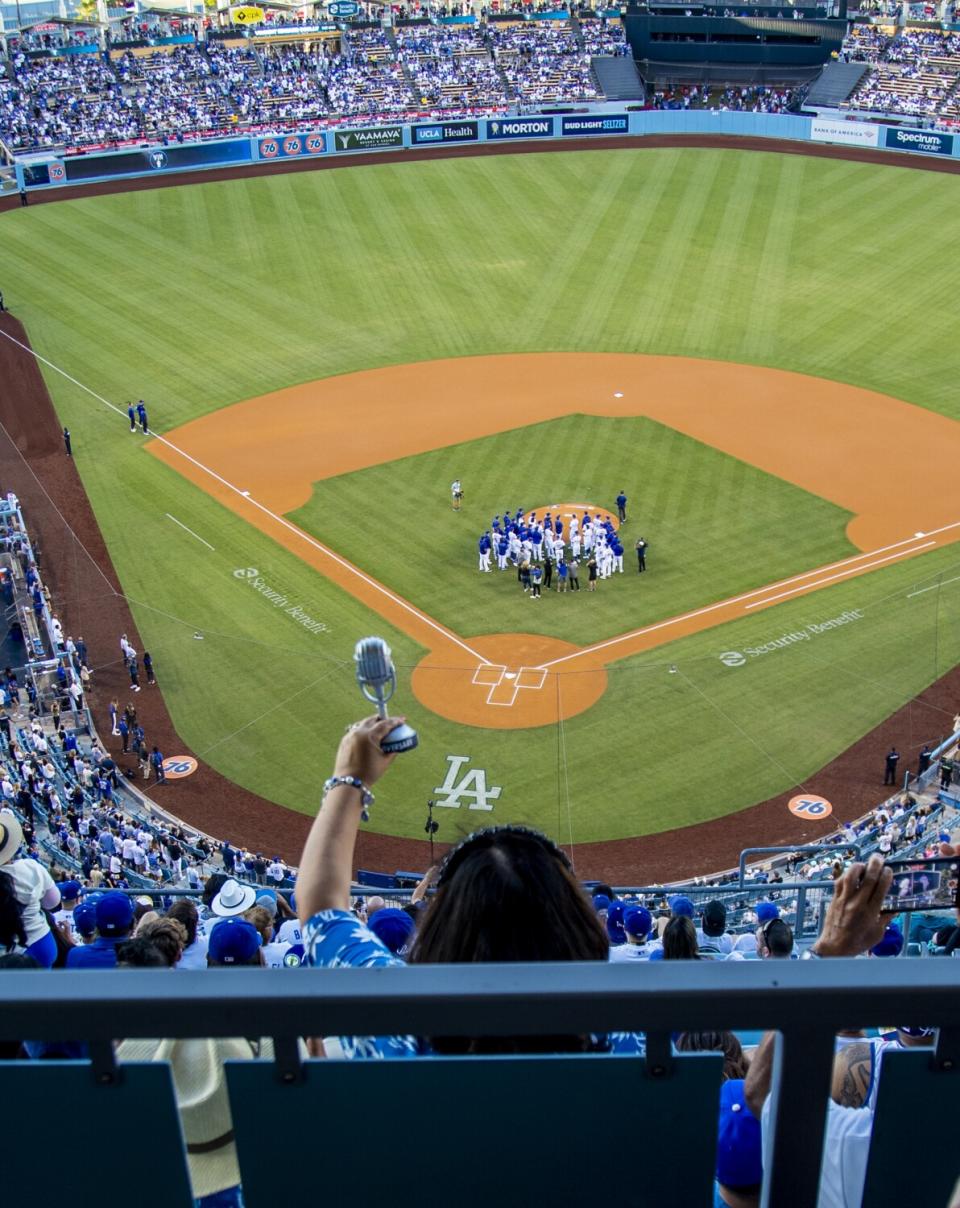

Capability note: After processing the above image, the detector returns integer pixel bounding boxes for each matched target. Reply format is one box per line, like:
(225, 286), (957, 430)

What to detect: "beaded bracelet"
(323, 775), (374, 822)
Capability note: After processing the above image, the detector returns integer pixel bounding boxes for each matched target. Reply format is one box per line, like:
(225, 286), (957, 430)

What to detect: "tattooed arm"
(831, 1041), (875, 1108)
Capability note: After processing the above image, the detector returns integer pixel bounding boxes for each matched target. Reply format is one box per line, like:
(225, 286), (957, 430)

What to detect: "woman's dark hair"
(0, 870), (27, 952)
(165, 897), (199, 947)
(116, 936), (168, 967)
(202, 873), (228, 908)
(675, 1031), (750, 1081)
(411, 826), (608, 965)
(409, 827), (609, 1054)
(661, 915), (700, 960)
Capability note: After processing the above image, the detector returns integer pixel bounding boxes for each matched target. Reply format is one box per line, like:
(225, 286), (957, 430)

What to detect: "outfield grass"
(1, 147), (959, 842)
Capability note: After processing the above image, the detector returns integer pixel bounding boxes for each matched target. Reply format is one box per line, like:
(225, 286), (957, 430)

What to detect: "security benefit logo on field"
(719, 609), (864, 668)
(232, 568), (330, 636)
(433, 755), (502, 811)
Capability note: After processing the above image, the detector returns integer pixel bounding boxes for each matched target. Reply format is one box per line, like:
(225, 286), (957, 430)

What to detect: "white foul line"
(0, 327), (488, 666)
(743, 543), (935, 608)
(538, 531), (954, 670)
(907, 574), (960, 599)
(165, 513), (215, 551)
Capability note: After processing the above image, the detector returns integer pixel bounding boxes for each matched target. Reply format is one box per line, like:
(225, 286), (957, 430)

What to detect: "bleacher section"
(841, 27), (960, 118)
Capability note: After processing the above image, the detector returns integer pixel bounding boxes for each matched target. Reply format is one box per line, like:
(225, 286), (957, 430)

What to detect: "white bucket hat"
(117, 1037), (255, 1199)
(0, 811), (23, 865)
(211, 879), (257, 917)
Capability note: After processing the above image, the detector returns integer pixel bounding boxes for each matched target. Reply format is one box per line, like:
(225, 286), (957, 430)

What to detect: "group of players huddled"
(475, 509), (627, 596)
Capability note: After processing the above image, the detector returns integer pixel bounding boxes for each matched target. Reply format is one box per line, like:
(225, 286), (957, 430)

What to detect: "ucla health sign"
(884, 126), (953, 156)
(486, 117), (554, 140)
(258, 133), (326, 159)
(412, 120), (479, 145)
(561, 114), (628, 136)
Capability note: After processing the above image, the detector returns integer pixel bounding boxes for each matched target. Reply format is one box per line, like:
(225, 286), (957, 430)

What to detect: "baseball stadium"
(1, 3), (959, 1205)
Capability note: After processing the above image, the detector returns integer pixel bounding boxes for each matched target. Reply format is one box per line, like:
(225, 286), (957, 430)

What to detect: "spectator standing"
(883, 747), (900, 785)
(0, 812), (60, 966)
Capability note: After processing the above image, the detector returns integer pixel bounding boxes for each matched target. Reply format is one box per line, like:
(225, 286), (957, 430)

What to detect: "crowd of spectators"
(0, 14), (634, 152)
(841, 26), (960, 119)
(398, 25), (505, 108)
(649, 82), (800, 111)
(490, 20), (599, 102)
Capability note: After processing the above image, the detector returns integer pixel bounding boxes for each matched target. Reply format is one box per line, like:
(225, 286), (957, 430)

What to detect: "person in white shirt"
(609, 906), (662, 961)
(0, 812), (60, 966)
(696, 899), (735, 954)
(267, 858), (285, 885)
(745, 855), (894, 1208)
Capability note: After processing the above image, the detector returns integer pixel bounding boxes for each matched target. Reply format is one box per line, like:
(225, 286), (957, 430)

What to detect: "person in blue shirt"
(556, 559), (569, 593)
(298, 716), (646, 1060)
(127, 403), (136, 432)
(136, 400), (149, 434)
(616, 491), (627, 522)
(496, 535), (509, 571)
(66, 891), (134, 969)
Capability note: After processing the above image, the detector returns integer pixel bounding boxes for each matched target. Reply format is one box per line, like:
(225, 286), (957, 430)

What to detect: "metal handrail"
(1, 961), (957, 1208)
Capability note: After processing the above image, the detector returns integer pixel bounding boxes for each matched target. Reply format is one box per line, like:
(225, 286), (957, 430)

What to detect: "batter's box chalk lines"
(475, 663), (548, 707)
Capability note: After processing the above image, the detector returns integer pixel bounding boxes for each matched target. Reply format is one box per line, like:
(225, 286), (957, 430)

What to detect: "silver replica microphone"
(353, 637), (419, 754)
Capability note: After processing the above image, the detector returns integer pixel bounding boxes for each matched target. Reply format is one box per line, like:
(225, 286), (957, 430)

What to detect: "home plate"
(614, 392), (623, 398)
(504, 672), (517, 680)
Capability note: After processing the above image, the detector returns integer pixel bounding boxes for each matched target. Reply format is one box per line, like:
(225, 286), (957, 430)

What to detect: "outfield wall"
(16, 111), (959, 192)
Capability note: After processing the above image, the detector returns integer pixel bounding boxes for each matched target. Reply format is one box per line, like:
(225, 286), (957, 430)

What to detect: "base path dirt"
(5, 119), (960, 876)
(151, 354), (960, 731)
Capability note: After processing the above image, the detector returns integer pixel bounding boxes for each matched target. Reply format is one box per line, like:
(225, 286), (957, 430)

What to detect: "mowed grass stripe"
(3, 148), (960, 840)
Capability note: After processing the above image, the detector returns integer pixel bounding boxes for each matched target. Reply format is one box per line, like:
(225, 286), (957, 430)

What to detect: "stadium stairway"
(803, 61), (870, 107)
(592, 55), (645, 102)
(569, 11), (587, 51)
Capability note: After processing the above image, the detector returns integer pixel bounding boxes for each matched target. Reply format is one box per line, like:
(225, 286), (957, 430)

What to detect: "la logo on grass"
(434, 755), (502, 811)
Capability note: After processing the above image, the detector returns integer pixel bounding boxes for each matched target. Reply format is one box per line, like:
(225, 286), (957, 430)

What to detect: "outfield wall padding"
(12, 110), (960, 199)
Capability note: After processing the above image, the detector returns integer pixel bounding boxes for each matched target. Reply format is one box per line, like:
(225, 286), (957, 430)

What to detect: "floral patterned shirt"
(304, 909), (646, 1060)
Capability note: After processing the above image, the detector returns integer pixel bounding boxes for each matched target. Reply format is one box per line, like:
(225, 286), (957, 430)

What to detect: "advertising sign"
(332, 126), (403, 151)
(810, 118), (879, 147)
(884, 126), (954, 156)
(63, 140), (251, 182)
(328, 0), (360, 14)
(258, 132), (326, 158)
(412, 120), (479, 145)
(561, 114), (629, 136)
(485, 117), (554, 140)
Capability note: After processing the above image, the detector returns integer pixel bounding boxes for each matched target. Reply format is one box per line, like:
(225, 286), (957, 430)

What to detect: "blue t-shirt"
(304, 910), (646, 1059)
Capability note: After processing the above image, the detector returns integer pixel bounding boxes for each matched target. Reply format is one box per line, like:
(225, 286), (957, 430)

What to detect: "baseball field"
(2, 142), (960, 878)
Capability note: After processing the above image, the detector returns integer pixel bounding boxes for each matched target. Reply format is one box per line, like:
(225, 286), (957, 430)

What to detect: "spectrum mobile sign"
(719, 609), (864, 666)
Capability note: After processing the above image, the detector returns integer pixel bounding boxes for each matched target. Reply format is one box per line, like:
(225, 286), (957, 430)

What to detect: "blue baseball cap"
(592, 894), (611, 913)
(72, 900), (98, 937)
(208, 918), (262, 965)
(95, 891), (134, 936)
(870, 924), (904, 958)
(624, 906), (653, 938)
(669, 895), (694, 918)
(755, 902), (780, 924)
(606, 901), (626, 946)
(716, 1080), (763, 1190)
(58, 879), (83, 902)
(368, 908), (415, 956)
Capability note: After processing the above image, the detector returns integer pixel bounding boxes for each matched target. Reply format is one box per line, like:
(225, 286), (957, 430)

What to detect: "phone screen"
(882, 857), (959, 913)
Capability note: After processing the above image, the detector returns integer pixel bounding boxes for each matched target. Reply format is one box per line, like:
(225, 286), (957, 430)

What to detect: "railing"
(2, 961), (957, 1208)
